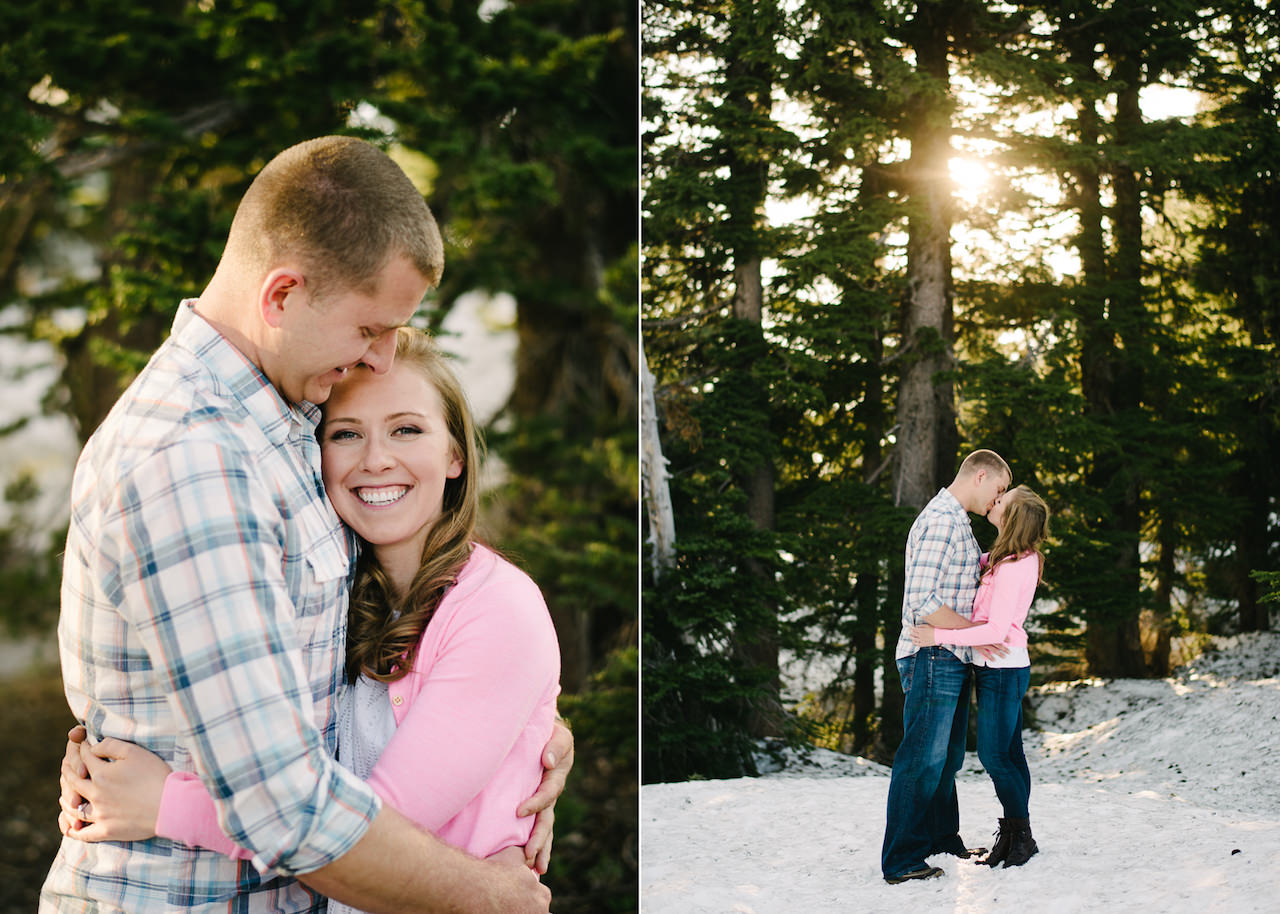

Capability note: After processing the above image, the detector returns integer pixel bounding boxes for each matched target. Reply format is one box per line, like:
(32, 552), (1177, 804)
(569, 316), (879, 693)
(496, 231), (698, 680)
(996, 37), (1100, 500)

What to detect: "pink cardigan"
(933, 551), (1039, 649)
(156, 543), (561, 861)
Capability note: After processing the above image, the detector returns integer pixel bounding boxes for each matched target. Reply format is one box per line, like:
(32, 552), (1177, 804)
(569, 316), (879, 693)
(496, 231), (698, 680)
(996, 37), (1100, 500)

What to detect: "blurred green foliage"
(1, 1), (636, 910)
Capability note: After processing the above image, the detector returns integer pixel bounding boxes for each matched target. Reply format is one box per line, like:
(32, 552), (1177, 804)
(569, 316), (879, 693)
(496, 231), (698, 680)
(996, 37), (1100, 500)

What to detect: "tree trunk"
(850, 561), (878, 752)
(1149, 523), (1175, 676)
(640, 340), (676, 582)
(874, 566), (906, 765)
(730, 255), (782, 738)
(1234, 449), (1271, 631)
(894, 5), (957, 511)
(506, 223), (637, 694)
(1064, 27), (1146, 679)
(722, 0), (782, 739)
(61, 159), (172, 442)
(1085, 50), (1147, 678)
(852, 334), (885, 753)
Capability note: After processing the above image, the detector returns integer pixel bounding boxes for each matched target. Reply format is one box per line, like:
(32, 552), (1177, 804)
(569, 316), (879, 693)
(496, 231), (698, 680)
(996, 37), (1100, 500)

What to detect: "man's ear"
(259, 268), (306, 329)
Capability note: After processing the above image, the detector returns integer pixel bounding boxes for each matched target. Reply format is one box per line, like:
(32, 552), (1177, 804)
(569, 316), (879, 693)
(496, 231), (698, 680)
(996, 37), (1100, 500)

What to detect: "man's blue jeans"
(973, 664), (1031, 819)
(881, 647), (973, 879)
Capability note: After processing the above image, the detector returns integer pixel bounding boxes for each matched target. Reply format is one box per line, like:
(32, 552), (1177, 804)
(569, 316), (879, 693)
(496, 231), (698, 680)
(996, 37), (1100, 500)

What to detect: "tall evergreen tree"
(1186, 0), (1280, 633)
(642, 0), (798, 779)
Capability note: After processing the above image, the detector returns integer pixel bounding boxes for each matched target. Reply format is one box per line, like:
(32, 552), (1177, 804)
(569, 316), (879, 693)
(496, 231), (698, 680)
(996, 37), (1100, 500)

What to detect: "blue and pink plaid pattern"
(894, 488), (981, 664)
(41, 302), (380, 912)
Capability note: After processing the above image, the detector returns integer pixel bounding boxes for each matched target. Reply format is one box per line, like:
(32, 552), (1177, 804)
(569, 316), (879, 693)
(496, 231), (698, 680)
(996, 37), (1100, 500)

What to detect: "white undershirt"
(329, 675), (400, 914)
(971, 645), (1030, 669)
(337, 674), (399, 779)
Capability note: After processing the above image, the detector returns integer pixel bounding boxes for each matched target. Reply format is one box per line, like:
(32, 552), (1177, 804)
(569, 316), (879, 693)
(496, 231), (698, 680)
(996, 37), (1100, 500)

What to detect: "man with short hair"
(881, 449), (1011, 884)
(42, 136), (566, 914)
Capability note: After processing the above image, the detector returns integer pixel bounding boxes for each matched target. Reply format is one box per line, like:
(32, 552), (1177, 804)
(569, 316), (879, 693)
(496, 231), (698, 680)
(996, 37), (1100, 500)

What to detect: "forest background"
(641, 0), (1279, 782)
(0, 2), (637, 913)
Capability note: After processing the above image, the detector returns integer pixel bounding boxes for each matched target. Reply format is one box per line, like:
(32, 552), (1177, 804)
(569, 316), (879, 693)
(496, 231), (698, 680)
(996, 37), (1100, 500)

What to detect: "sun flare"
(949, 156), (992, 195)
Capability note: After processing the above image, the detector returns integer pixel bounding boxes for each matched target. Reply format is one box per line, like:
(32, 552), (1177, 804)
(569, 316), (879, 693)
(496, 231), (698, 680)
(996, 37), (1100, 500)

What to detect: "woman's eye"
(393, 425), (423, 437)
(327, 429), (358, 441)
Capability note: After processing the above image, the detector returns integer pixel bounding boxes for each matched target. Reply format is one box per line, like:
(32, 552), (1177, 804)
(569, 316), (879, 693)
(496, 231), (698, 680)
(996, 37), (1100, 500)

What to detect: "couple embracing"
(881, 449), (1051, 884)
(41, 136), (568, 913)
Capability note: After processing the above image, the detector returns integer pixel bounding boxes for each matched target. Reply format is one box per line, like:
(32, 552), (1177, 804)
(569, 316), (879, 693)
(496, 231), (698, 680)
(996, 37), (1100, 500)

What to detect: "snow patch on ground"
(642, 632), (1280, 913)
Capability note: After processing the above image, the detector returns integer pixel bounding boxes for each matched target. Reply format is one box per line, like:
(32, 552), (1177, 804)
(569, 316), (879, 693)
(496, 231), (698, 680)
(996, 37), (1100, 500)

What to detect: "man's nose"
(360, 330), (397, 374)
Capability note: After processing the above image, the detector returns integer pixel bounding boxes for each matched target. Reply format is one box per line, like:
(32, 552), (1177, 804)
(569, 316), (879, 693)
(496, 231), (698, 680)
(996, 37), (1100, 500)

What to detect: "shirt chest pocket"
(294, 536), (349, 619)
(951, 540), (980, 576)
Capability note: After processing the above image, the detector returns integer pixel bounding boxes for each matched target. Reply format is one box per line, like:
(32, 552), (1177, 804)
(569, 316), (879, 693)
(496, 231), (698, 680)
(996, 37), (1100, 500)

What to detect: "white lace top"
(337, 675), (399, 780)
(328, 676), (400, 914)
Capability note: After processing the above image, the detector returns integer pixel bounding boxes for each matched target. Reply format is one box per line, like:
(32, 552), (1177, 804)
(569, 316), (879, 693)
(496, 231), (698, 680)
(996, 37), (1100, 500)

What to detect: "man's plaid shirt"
(894, 488), (981, 664)
(41, 302), (381, 912)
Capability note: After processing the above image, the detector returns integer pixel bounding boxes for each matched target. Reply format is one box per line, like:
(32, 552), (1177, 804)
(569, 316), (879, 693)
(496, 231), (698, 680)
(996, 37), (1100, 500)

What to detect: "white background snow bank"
(641, 632), (1280, 913)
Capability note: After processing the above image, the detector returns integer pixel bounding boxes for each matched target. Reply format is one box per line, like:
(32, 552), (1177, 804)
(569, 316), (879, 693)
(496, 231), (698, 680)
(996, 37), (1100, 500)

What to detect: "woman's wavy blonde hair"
(986, 485), (1050, 582)
(338, 327), (483, 683)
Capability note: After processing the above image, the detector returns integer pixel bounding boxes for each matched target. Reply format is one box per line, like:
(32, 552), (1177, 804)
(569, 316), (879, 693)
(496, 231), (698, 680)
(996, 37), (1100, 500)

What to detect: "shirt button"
(392, 696), (404, 706)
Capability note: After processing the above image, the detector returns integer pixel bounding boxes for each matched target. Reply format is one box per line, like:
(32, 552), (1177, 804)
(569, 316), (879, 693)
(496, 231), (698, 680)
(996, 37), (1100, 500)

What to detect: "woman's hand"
(58, 725), (90, 836)
(58, 736), (172, 843)
(974, 643), (1011, 662)
(516, 717), (574, 874)
(909, 624), (938, 647)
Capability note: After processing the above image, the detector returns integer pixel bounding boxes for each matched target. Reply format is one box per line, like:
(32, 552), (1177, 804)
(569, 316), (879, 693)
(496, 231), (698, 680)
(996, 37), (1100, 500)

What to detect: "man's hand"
(517, 718), (574, 873)
(301, 804), (552, 914)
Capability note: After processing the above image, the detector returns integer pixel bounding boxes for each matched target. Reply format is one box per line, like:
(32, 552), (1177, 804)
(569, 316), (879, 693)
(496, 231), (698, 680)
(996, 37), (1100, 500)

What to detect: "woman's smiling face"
(320, 361), (462, 561)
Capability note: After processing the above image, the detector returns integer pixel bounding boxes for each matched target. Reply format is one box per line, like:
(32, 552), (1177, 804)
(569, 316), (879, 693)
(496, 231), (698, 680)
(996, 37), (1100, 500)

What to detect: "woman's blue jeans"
(881, 647), (972, 879)
(973, 664), (1031, 819)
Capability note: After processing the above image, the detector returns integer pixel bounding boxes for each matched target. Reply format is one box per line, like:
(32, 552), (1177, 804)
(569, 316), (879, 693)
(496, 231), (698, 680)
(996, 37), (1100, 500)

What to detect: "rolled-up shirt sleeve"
(112, 439), (380, 875)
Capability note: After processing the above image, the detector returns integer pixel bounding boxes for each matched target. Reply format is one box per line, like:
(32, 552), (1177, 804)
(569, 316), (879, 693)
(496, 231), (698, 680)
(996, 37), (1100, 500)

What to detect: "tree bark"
(1084, 48), (1146, 678)
(721, 0), (782, 739)
(1233, 450), (1271, 631)
(1063, 24), (1146, 678)
(640, 340), (676, 581)
(730, 254), (782, 738)
(852, 333), (885, 752)
(894, 4), (958, 511)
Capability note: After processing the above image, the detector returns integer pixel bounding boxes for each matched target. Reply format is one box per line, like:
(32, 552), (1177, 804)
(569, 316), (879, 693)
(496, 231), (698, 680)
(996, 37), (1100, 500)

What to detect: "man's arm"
(57, 731), (558, 913)
(920, 605), (979, 629)
(300, 805), (550, 914)
(58, 761), (550, 914)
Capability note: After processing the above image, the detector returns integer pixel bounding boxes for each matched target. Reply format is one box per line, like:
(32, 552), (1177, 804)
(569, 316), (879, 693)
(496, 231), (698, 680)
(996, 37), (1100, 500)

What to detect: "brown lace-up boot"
(980, 818), (1013, 867)
(1001, 817), (1038, 867)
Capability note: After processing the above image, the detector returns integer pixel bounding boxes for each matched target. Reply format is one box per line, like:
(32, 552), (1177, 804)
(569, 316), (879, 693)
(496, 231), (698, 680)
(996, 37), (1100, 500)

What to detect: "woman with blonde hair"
(911, 484), (1050, 869)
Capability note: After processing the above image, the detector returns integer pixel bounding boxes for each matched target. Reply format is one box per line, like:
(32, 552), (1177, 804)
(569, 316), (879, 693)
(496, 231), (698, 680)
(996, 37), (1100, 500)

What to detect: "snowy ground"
(641, 632), (1280, 913)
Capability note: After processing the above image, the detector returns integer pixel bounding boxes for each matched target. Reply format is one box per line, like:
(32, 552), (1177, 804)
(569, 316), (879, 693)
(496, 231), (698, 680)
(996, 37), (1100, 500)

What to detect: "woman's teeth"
(356, 486), (408, 506)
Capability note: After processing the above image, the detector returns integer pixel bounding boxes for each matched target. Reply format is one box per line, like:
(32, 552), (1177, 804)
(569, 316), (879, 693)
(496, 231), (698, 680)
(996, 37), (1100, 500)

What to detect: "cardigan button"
(392, 695), (404, 706)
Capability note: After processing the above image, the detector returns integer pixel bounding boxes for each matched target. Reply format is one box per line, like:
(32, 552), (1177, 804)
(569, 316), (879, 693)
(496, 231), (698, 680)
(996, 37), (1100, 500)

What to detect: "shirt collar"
(935, 487), (968, 518)
(171, 300), (322, 446)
